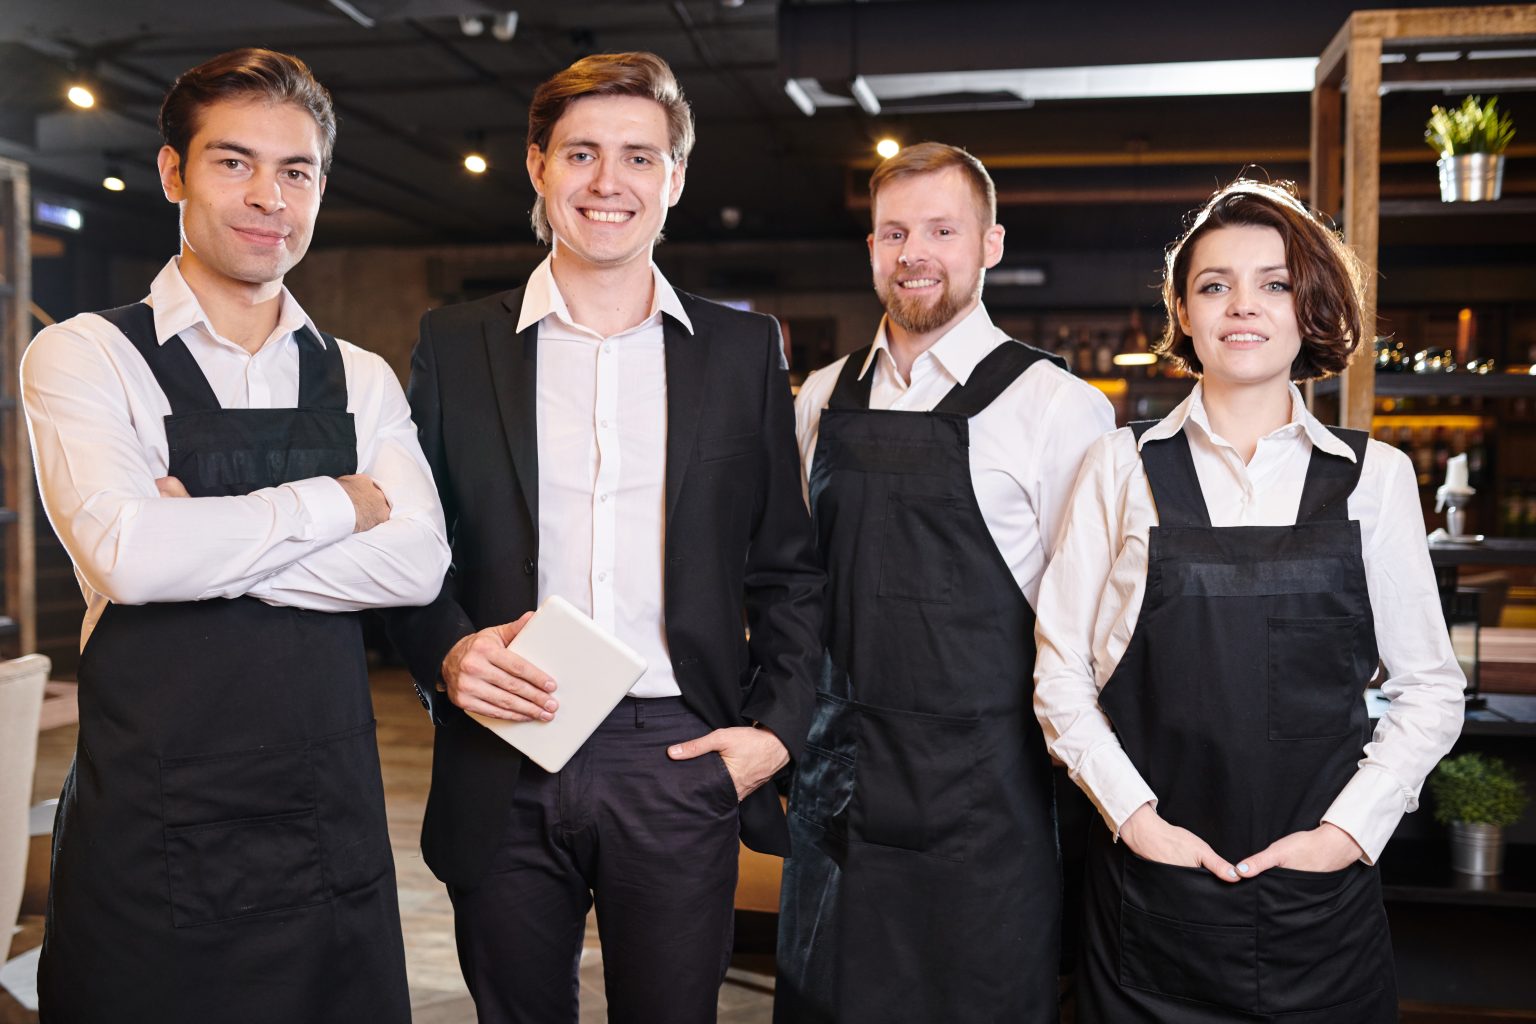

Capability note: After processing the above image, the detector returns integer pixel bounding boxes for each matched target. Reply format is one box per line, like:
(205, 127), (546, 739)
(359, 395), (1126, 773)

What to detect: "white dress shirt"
(1033, 381), (1466, 863)
(795, 302), (1116, 607)
(519, 256), (692, 699)
(21, 257), (450, 646)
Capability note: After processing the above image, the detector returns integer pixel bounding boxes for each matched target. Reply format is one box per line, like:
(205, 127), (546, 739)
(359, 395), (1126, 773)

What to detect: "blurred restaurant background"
(1, 2), (1535, 1021)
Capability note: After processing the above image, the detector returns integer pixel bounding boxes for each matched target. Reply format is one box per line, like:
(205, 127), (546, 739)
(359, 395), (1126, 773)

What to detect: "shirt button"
(522, 558), (535, 575)
(599, 493), (609, 502)
(598, 571), (608, 582)
(600, 419), (610, 428)
(602, 344), (612, 355)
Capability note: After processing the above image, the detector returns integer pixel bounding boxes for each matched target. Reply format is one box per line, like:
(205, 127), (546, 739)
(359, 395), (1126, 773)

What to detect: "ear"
(157, 145), (185, 203)
(667, 158), (687, 208)
(982, 223), (1005, 269)
(1176, 297), (1191, 337)
(526, 144), (546, 196)
(318, 173), (327, 200)
(866, 232), (875, 264)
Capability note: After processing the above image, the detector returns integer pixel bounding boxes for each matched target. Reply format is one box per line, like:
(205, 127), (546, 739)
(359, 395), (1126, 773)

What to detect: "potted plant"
(1428, 752), (1529, 875)
(1425, 95), (1516, 202)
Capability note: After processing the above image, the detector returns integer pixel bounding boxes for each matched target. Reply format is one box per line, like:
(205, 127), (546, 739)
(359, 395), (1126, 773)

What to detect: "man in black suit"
(384, 51), (822, 1024)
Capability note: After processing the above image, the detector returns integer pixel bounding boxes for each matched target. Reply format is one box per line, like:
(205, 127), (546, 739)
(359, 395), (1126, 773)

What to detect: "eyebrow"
(204, 140), (317, 166)
(1193, 263), (1289, 277)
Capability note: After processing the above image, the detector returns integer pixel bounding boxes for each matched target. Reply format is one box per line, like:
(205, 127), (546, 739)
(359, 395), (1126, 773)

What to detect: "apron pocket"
(1119, 851), (1260, 1013)
(1267, 616), (1361, 740)
(312, 719), (394, 896)
(877, 494), (960, 603)
(852, 702), (977, 861)
(1256, 864), (1388, 1014)
(790, 694), (857, 840)
(164, 810), (327, 927)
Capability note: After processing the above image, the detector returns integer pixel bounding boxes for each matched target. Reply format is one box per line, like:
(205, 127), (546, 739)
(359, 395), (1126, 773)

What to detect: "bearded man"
(774, 142), (1114, 1023)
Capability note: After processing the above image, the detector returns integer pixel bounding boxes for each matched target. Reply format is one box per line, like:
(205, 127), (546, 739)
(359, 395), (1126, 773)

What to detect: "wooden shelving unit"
(1309, 4), (1536, 429)
(0, 157), (34, 657)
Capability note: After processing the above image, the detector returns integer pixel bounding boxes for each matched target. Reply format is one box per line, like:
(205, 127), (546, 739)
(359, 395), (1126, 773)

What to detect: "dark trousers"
(448, 696), (742, 1024)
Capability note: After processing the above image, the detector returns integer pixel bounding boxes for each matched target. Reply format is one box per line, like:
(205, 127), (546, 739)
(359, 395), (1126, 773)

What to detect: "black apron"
(1078, 422), (1397, 1023)
(777, 341), (1065, 1024)
(38, 304), (410, 1024)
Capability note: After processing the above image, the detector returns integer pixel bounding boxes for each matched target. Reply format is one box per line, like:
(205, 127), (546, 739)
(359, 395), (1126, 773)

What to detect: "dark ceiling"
(2, 0), (1533, 258)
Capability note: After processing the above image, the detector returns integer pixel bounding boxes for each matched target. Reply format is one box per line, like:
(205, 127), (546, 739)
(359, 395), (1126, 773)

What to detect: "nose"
(245, 170), (286, 214)
(1226, 281), (1259, 317)
(588, 155), (619, 196)
(897, 240), (928, 270)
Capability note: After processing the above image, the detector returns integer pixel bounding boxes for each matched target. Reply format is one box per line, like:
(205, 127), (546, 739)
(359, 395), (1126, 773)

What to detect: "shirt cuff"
(288, 476), (356, 543)
(1077, 740), (1159, 837)
(1320, 764), (1410, 865)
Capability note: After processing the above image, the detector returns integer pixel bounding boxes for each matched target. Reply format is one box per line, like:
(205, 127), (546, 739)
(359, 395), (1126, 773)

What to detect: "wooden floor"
(8, 667), (774, 1023)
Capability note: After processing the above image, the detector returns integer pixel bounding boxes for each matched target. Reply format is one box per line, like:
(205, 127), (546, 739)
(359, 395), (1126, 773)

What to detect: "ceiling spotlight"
(875, 138), (900, 159)
(102, 174), (125, 192)
(783, 78), (816, 117)
(464, 153), (488, 174)
(490, 11), (518, 42)
(720, 0), (745, 6)
(850, 76), (881, 116)
(459, 15), (485, 36)
(67, 85), (96, 109)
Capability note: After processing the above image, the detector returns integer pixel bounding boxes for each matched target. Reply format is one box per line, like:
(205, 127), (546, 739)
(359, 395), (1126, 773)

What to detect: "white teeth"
(900, 279), (939, 288)
(582, 209), (632, 223)
(1223, 333), (1267, 342)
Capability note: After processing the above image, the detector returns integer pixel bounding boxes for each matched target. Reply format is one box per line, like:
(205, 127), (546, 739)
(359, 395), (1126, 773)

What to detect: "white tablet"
(465, 595), (648, 773)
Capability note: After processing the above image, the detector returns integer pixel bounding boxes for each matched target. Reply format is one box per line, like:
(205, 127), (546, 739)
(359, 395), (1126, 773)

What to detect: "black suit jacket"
(384, 285), (824, 889)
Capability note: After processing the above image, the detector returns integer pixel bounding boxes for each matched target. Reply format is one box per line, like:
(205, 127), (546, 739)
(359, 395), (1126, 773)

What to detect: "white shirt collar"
(147, 256), (320, 349)
(516, 254), (694, 336)
(1138, 380), (1358, 463)
(859, 302), (999, 386)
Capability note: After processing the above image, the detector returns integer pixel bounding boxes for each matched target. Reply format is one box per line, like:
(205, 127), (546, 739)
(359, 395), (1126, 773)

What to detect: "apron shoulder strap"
(1296, 427), (1369, 523)
(1135, 426), (1212, 528)
(297, 327), (350, 411)
(94, 303), (222, 414)
(826, 345), (875, 411)
(932, 340), (1067, 418)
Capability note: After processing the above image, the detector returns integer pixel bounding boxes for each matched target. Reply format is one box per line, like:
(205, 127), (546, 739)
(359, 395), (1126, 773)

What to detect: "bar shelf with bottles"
(997, 305), (1195, 425)
(1312, 305), (1536, 539)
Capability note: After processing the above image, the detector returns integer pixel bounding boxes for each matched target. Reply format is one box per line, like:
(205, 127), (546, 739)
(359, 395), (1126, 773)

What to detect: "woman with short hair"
(1034, 179), (1466, 1022)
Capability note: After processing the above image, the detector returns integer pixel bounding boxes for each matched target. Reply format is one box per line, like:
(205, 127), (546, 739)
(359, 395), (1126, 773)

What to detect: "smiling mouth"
(581, 209), (634, 223)
(897, 277), (941, 289)
(232, 227), (288, 246)
(1222, 332), (1268, 343)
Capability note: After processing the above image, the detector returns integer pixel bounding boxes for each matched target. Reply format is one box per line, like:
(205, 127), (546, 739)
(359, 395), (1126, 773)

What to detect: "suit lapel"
(484, 290), (540, 530)
(664, 309), (709, 523)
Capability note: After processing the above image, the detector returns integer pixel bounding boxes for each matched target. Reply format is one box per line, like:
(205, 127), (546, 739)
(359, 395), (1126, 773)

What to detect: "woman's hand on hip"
(1119, 803), (1242, 883)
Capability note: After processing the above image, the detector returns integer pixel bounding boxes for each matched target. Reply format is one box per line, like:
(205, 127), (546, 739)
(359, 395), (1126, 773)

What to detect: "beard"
(875, 266), (984, 336)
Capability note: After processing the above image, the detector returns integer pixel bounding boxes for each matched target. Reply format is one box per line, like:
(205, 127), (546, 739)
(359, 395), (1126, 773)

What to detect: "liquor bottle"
(1094, 330), (1115, 376)
(1413, 427), (1435, 487)
(1074, 328), (1094, 377)
(1467, 427), (1487, 488)
(1432, 427), (1450, 478)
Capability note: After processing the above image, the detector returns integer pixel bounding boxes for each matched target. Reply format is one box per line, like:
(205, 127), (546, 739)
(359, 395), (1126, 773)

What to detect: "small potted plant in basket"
(1425, 95), (1516, 202)
(1428, 752), (1529, 875)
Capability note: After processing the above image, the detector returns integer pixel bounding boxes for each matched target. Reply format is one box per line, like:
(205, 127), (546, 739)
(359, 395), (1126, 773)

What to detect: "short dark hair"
(1157, 178), (1365, 382)
(869, 142), (996, 227)
(159, 48), (337, 176)
(526, 51), (695, 244)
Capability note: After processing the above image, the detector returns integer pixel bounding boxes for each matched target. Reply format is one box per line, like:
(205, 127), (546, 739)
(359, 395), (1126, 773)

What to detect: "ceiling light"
(875, 138), (900, 159)
(464, 153), (488, 174)
(1113, 353), (1158, 367)
(783, 78), (816, 117)
(67, 85), (95, 109)
(850, 75), (881, 115)
(102, 175), (125, 192)
(490, 11), (518, 42)
(459, 15), (485, 36)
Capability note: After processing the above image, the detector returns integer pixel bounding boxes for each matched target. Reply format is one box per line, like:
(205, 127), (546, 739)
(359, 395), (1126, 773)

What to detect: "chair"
(0, 655), (50, 952)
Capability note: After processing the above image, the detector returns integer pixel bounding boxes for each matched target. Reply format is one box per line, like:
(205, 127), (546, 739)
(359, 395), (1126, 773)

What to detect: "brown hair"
(868, 142), (996, 227)
(526, 51), (695, 244)
(159, 48), (337, 175)
(1157, 178), (1365, 381)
